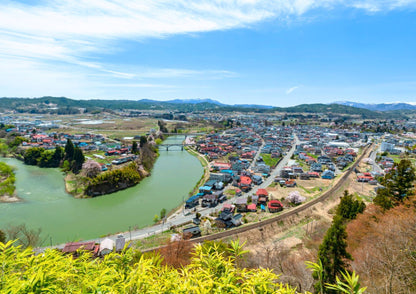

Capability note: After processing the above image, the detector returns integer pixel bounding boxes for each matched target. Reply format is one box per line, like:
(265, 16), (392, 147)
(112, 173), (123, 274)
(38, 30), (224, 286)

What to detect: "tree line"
(23, 139), (85, 173)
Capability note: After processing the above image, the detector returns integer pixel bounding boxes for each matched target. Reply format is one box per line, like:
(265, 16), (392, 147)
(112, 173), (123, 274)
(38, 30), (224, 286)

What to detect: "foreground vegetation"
(0, 238), (367, 294)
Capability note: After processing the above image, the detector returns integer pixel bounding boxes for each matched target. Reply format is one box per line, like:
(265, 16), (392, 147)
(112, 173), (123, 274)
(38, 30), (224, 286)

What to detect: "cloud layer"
(1, 0), (416, 98)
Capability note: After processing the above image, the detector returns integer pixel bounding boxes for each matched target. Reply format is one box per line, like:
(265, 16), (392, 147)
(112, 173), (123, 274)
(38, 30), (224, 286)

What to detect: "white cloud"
(286, 86), (301, 94)
(1, 0), (416, 98)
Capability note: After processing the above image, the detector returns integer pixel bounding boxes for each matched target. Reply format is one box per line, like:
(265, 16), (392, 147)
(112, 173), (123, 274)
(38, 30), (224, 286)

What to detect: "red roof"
(268, 200), (283, 209)
(256, 189), (268, 196)
(62, 241), (96, 253)
(240, 176), (252, 185)
(247, 203), (257, 210)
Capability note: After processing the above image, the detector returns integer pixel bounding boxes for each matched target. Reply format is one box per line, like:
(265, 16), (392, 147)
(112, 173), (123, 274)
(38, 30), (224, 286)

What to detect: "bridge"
(162, 133), (205, 139)
(158, 143), (196, 151)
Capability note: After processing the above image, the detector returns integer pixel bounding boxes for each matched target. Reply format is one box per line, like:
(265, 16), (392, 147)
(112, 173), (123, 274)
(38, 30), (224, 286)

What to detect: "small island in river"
(14, 130), (162, 199)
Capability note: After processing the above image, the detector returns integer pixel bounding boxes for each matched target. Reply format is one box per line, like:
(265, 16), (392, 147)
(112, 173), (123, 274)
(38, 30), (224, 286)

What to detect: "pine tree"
(51, 146), (64, 167)
(374, 159), (415, 210)
(139, 136), (147, 148)
(132, 141), (138, 154)
(336, 190), (366, 220)
(64, 139), (74, 162)
(71, 147), (85, 174)
(315, 215), (352, 293)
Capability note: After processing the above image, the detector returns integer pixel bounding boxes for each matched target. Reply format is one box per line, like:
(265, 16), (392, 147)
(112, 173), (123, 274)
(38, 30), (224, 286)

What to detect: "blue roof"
(186, 195), (199, 203)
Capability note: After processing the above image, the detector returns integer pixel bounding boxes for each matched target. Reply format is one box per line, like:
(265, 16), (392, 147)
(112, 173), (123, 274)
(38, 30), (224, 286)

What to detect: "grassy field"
(260, 153), (280, 167)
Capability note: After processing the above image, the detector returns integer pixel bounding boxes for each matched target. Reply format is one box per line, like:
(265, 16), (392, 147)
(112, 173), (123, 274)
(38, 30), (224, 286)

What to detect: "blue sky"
(1, 0), (416, 106)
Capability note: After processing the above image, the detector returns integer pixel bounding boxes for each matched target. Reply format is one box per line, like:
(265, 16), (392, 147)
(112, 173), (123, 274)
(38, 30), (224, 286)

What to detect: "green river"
(0, 136), (203, 245)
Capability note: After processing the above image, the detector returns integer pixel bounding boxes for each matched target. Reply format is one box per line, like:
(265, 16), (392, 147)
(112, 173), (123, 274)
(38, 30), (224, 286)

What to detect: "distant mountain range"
(154, 98), (274, 109)
(334, 101), (416, 111)
(0, 96), (412, 119)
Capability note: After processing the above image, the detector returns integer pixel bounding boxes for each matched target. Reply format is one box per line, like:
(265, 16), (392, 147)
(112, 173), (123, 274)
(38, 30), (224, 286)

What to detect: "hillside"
(334, 101), (416, 112)
(0, 97), (396, 118)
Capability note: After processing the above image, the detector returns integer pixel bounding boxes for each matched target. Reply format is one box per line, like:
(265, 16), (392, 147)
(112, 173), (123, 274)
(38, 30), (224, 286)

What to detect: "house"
(235, 197), (248, 212)
(268, 200), (283, 213)
(201, 194), (218, 208)
(321, 170), (335, 179)
(185, 195), (200, 209)
(256, 189), (268, 197)
(247, 203), (257, 212)
(239, 176), (252, 192)
(99, 238), (114, 256)
(115, 235), (126, 252)
(231, 214), (243, 227)
(252, 175), (263, 185)
(284, 179), (297, 187)
(62, 241), (98, 256)
(183, 226), (201, 238)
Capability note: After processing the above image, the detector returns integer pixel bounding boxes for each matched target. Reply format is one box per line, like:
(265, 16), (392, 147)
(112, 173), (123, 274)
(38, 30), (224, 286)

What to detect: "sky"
(0, 0), (416, 107)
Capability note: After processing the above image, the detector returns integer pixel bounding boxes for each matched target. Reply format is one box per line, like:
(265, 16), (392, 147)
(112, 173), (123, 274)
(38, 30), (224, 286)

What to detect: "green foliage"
(24, 147), (44, 165)
(61, 160), (71, 172)
(374, 159), (416, 210)
(64, 139), (74, 161)
(307, 261), (366, 294)
(153, 214), (159, 223)
(139, 135), (147, 148)
(160, 208), (166, 220)
(0, 230), (5, 243)
(8, 136), (28, 149)
(306, 260), (324, 294)
(71, 147), (85, 174)
(315, 215), (352, 293)
(261, 153), (280, 167)
(155, 138), (162, 145)
(0, 240), (307, 293)
(131, 140), (138, 154)
(326, 271), (367, 294)
(23, 147), (64, 168)
(0, 162), (15, 196)
(86, 162), (142, 194)
(336, 190), (366, 221)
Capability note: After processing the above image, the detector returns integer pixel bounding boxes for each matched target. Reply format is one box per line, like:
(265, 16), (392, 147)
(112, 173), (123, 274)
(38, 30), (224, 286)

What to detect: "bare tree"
(5, 224), (44, 248)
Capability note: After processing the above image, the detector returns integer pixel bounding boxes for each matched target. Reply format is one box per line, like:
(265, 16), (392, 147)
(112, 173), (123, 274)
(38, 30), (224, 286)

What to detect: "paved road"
(369, 144), (383, 174)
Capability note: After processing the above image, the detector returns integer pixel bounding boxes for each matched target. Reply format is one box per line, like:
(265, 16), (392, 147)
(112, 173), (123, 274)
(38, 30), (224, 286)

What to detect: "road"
(369, 144), (383, 174)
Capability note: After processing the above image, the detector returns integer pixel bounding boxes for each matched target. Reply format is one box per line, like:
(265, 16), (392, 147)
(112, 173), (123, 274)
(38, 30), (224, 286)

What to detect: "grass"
(260, 153), (280, 167)
(134, 230), (173, 250)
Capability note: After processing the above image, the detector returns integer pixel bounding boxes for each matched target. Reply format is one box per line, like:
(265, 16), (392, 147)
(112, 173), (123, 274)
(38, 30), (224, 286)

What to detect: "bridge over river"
(158, 143), (196, 151)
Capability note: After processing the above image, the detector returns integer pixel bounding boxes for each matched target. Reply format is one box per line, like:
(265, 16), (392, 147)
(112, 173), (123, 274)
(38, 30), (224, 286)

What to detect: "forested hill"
(0, 96), (402, 118)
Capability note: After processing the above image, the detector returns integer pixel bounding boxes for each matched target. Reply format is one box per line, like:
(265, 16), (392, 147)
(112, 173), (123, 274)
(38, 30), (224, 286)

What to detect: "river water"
(0, 136), (203, 245)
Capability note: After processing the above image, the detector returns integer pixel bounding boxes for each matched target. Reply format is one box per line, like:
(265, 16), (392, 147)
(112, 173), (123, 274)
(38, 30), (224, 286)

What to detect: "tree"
(287, 191), (306, 205)
(23, 147), (44, 165)
(139, 136), (147, 148)
(51, 146), (64, 167)
(315, 215), (352, 293)
(132, 140), (138, 154)
(64, 139), (74, 161)
(160, 208), (167, 220)
(82, 160), (101, 178)
(374, 159), (416, 210)
(336, 190), (366, 221)
(0, 229), (5, 243)
(71, 147), (85, 174)
(153, 214), (159, 223)
(5, 224), (43, 248)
